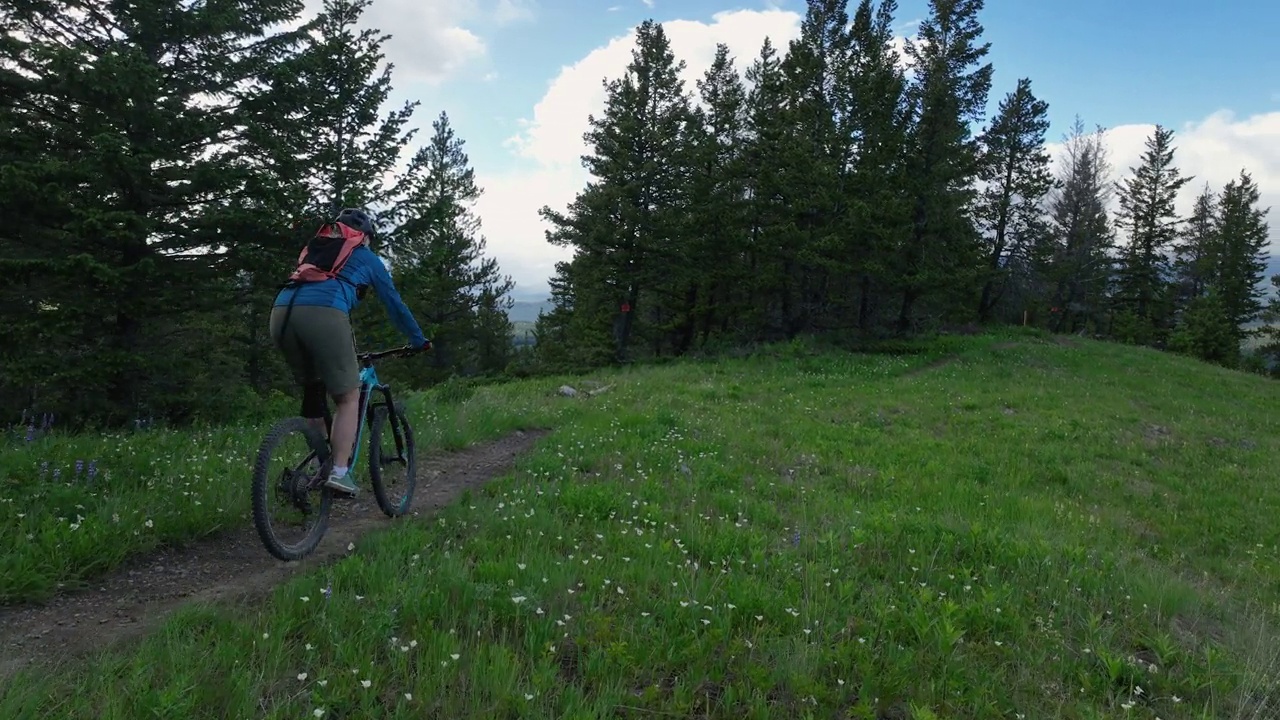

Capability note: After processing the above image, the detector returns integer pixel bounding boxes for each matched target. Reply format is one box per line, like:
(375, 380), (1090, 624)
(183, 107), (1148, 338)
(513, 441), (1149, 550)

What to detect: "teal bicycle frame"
(321, 345), (416, 488)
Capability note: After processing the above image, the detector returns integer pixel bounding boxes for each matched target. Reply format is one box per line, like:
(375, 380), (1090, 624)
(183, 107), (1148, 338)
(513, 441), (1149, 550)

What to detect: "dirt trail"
(0, 429), (548, 681)
(902, 354), (959, 376)
(901, 341), (1028, 378)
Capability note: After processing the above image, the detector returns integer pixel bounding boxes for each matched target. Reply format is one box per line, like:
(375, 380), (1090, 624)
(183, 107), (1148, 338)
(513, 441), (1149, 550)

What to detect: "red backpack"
(285, 221), (366, 288)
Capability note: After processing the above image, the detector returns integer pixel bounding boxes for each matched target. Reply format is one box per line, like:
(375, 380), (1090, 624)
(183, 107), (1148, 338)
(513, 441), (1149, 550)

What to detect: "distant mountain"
(508, 298), (554, 323)
(496, 257), (1280, 324)
(508, 285), (550, 301)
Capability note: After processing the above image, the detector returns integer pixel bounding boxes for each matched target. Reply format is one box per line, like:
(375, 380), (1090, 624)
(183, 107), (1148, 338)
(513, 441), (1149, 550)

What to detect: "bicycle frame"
(253, 343), (423, 562)
(319, 345), (417, 480)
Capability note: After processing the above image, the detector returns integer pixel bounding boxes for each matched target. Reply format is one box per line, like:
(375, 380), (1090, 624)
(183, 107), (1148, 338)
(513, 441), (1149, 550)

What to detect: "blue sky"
(457, 0), (1280, 169)
(343, 0), (1280, 299)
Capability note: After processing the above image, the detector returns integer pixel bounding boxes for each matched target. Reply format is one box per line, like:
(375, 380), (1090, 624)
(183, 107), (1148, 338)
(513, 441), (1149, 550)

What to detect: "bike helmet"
(334, 207), (376, 239)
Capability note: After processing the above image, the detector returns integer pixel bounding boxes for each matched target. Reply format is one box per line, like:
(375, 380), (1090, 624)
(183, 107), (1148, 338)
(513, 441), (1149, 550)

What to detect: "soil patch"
(0, 429), (548, 681)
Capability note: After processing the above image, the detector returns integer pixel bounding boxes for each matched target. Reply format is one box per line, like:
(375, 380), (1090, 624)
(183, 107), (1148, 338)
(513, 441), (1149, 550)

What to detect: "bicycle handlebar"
(356, 344), (428, 362)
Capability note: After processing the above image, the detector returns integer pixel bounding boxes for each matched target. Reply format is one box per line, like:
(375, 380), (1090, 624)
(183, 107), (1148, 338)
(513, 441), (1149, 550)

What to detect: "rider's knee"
(332, 386), (360, 406)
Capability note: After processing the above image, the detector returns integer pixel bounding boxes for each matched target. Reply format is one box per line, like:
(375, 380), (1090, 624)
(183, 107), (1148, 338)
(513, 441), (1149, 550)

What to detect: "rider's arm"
(363, 250), (428, 347)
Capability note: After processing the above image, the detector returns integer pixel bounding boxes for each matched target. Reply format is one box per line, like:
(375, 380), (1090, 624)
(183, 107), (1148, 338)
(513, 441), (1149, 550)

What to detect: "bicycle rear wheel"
(251, 416), (334, 561)
(368, 403), (417, 518)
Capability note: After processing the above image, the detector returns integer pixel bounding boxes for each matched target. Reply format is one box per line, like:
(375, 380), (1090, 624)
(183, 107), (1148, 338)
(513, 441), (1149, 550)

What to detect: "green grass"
(0, 378), (571, 604)
(5, 332), (1280, 718)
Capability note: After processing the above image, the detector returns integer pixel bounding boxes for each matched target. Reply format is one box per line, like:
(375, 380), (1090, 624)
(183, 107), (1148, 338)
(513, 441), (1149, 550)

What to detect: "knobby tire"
(368, 403), (418, 518)
(251, 416), (333, 561)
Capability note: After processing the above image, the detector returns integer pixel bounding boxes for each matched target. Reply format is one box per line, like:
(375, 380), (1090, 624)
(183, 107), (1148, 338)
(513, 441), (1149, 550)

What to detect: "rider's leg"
(324, 386), (361, 489)
(300, 381), (328, 439)
(304, 308), (361, 494)
(270, 304), (326, 435)
(273, 303), (362, 493)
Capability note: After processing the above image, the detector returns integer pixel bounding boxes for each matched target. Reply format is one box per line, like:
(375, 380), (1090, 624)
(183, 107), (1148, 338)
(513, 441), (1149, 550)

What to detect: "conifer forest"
(2, 0), (1273, 431)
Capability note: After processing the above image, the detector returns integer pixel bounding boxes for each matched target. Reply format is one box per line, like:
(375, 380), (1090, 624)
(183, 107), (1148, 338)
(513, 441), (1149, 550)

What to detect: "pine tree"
(0, 11), (54, 417)
(539, 20), (691, 361)
(530, 263), (578, 371)
(1167, 289), (1238, 366)
(366, 110), (514, 382)
(681, 43), (750, 349)
(255, 0), (420, 219)
(778, 0), (852, 334)
(974, 78), (1053, 322)
(532, 252), (618, 370)
(472, 287), (515, 375)
(842, 0), (912, 331)
(0, 0), (311, 426)
(1032, 118), (1115, 334)
(1172, 186), (1219, 303)
(740, 36), (798, 339)
(1112, 124), (1192, 345)
(896, 0), (994, 330)
(1213, 170), (1271, 343)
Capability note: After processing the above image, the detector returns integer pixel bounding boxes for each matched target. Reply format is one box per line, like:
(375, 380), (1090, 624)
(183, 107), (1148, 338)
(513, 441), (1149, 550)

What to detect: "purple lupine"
(40, 461), (49, 479)
(25, 424), (35, 442)
(53, 468), (62, 481)
(87, 461), (98, 482)
(75, 460), (84, 480)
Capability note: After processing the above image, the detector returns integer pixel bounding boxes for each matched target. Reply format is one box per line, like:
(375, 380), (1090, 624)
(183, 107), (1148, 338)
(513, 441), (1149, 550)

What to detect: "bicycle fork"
(369, 383), (408, 464)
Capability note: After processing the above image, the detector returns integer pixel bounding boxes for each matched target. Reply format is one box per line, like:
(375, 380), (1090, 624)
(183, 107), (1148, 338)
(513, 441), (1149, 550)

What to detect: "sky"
(300, 0), (1280, 300)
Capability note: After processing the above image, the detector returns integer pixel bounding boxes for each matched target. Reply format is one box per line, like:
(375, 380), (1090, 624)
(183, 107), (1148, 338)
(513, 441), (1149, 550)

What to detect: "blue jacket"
(274, 244), (427, 347)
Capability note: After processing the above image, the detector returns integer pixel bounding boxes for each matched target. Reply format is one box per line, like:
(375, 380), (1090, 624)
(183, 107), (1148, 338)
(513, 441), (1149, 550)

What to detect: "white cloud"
(474, 8), (803, 296)
(642, 0), (655, 8)
(494, 0), (536, 25)
(295, 0), (504, 85)
(1047, 110), (1279, 248)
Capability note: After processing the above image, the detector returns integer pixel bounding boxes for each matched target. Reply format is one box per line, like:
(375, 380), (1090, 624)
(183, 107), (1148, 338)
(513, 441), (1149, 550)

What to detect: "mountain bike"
(251, 345), (424, 561)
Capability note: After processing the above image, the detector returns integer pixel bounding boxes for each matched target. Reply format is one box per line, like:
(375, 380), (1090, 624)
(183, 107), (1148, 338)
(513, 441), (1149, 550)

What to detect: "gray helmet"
(334, 207), (375, 239)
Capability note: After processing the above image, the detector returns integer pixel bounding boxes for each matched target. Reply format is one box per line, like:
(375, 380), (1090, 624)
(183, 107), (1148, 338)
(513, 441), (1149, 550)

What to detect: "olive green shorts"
(269, 304), (360, 396)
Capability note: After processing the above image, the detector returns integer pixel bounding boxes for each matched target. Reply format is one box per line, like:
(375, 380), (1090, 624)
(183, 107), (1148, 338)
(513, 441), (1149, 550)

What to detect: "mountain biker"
(269, 207), (430, 496)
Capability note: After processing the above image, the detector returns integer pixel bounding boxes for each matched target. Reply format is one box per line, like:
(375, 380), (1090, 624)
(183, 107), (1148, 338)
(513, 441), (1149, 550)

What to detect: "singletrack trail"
(0, 429), (547, 681)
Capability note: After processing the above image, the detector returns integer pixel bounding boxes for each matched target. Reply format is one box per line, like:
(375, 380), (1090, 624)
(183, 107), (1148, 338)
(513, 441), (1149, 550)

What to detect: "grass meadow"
(3, 330), (1280, 718)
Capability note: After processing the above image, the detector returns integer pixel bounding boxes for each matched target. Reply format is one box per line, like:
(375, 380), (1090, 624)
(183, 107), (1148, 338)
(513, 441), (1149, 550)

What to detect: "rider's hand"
(420, 339), (432, 352)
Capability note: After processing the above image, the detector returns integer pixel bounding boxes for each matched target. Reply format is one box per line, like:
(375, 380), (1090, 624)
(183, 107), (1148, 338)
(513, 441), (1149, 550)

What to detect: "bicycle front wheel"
(251, 416), (334, 561)
(368, 403), (418, 518)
